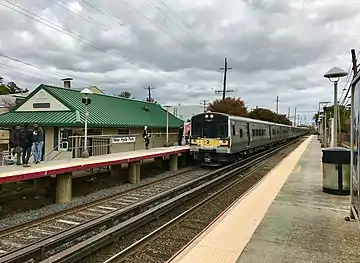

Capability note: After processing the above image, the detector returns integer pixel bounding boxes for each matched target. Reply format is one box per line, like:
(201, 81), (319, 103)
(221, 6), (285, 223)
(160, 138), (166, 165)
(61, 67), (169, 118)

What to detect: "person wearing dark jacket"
(32, 122), (44, 164)
(11, 124), (22, 165)
(178, 125), (184, 146)
(20, 123), (33, 167)
(143, 126), (150, 150)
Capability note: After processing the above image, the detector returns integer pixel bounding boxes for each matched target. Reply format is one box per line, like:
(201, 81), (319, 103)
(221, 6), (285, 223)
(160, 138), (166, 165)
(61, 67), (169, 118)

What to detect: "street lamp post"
(318, 101), (331, 124)
(318, 101), (330, 145)
(81, 88), (93, 158)
(324, 67), (348, 147)
(164, 105), (171, 147)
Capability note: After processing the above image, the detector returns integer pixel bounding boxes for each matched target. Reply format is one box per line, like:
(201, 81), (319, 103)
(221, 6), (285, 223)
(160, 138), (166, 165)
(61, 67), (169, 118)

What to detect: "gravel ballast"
(0, 166), (202, 230)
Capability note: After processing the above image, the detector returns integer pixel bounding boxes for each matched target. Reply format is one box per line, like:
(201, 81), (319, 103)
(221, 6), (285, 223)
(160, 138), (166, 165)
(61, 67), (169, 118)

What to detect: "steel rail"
(0, 166), (199, 237)
(103, 147), (285, 263)
(38, 138), (303, 263)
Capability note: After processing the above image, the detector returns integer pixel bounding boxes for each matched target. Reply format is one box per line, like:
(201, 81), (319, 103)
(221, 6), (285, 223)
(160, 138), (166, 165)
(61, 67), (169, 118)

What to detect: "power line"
(63, 0), (184, 71)
(0, 62), (61, 82)
(2, 0), (201, 90)
(1, 1), (138, 67)
(145, 0), (217, 58)
(0, 53), (91, 86)
(340, 50), (360, 106)
(215, 57), (233, 100)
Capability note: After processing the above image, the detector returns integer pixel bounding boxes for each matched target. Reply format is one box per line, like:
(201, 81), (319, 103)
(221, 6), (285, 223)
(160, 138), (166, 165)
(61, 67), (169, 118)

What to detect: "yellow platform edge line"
(170, 136), (313, 263)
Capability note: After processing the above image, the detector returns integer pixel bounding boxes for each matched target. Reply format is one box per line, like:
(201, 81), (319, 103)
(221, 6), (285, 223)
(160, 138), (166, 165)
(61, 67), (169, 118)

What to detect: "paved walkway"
(237, 136), (360, 262)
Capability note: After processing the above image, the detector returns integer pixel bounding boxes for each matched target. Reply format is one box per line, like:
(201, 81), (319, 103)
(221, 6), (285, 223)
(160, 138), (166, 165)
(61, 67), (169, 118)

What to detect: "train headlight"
(205, 114), (209, 118)
(191, 139), (200, 145)
(218, 139), (229, 146)
(210, 114), (213, 118)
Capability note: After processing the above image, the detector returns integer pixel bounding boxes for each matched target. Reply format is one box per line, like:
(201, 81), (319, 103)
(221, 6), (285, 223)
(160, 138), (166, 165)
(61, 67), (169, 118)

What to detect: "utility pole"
(215, 57), (233, 100)
(275, 96), (280, 114)
(288, 106), (291, 119)
(200, 100), (209, 112)
(294, 107), (297, 126)
(145, 86), (156, 102)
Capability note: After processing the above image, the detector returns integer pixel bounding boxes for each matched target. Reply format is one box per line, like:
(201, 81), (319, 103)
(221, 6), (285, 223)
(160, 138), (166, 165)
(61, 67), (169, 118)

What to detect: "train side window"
(239, 129), (243, 138)
(252, 129), (255, 137)
(232, 124), (236, 136)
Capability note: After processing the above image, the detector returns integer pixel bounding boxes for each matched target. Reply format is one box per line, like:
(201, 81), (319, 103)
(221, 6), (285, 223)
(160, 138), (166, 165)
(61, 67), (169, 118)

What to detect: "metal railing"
(1, 132), (182, 165)
(47, 132), (180, 161)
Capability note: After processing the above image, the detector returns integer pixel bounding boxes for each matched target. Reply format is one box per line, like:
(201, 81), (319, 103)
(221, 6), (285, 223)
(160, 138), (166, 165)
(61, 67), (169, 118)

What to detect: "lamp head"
(80, 88), (93, 96)
(324, 67), (348, 80)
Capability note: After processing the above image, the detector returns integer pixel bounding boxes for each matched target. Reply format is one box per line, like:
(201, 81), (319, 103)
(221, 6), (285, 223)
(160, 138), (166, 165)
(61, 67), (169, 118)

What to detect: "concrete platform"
(0, 146), (189, 184)
(168, 136), (360, 263)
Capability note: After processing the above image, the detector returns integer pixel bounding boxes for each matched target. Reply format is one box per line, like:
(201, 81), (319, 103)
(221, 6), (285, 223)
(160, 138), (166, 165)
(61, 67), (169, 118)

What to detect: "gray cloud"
(0, 0), (358, 124)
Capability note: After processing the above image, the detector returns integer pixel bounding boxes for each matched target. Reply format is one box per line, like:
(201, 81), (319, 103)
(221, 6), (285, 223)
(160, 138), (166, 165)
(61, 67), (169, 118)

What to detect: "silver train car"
(189, 111), (308, 164)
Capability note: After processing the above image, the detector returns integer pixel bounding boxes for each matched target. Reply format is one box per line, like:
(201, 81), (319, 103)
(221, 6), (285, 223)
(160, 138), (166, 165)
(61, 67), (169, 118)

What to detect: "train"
(189, 111), (309, 165)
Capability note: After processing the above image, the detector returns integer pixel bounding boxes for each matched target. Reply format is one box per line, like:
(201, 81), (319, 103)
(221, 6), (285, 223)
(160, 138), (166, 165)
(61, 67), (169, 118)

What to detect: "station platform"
(168, 136), (360, 263)
(0, 145), (189, 184)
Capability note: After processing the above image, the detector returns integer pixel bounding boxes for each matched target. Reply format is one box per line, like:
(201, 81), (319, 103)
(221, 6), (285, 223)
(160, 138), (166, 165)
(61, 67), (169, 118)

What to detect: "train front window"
(191, 114), (228, 138)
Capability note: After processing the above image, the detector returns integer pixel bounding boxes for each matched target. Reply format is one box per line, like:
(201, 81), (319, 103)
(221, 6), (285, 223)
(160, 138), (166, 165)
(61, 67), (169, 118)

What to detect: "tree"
(0, 97), (16, 110)
(0, 76), (28, 95)
(320, 105), (350, 133)
(249, 107), (291, 125)
(118, 91), (134, 99)
(313, 112), (319, 124)
(207, 97), (248, 117)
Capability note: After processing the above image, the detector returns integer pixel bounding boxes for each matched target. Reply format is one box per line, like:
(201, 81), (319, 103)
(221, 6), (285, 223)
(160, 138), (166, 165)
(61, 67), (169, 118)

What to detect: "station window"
(88, 128), (103, 135)
(117, 128), (130, 135)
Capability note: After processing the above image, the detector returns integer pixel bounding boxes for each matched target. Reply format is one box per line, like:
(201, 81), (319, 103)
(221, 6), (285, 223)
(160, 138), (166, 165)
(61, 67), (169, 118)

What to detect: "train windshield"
(191, 114), (228, 138)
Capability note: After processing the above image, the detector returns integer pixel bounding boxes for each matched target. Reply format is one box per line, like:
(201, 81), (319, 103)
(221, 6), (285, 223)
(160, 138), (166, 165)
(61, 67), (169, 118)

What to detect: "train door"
(268, 125), (272, 141)
(246, 123), (250, 147)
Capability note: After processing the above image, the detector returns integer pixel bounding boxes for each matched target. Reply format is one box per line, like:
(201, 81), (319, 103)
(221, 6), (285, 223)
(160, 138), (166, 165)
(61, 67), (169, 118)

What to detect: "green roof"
(0, 84), (183, 128)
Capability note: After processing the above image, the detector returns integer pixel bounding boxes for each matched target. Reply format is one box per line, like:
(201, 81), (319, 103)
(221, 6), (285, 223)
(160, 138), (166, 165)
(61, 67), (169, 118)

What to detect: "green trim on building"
(0, 85), (183, 128)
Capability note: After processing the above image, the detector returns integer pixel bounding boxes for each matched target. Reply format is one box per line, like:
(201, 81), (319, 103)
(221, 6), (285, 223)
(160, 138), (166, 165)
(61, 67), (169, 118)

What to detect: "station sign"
(112, 136), (136, 144)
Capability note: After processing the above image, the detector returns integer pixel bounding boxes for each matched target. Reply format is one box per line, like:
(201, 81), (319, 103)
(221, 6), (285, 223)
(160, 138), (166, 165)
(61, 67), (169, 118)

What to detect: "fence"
(0, 132), (181, 165)
(46, 132), (179, 161)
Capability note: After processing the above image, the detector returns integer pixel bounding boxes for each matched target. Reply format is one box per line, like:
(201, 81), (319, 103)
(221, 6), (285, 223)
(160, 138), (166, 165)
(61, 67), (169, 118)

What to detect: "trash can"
(322, 147), (351, 195)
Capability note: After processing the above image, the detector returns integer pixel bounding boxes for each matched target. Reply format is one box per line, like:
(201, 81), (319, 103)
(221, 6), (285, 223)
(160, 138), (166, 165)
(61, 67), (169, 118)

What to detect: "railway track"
(0, 153), (263, 263)
(5, 137), (303, 263)
(0, 167), (207, 257)
(104, 138), (303, 263)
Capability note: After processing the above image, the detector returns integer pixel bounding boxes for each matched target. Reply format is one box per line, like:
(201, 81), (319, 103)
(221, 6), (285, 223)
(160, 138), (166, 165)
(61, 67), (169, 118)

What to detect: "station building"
(0, 82), (183, 162)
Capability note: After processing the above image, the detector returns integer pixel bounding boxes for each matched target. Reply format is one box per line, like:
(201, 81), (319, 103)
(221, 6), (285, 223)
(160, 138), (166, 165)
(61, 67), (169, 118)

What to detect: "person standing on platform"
(11, 124), (22, 165)
(20, 123), (33, 167)
(32, 122), (44, 164)
(143, 126), (150, 150)
(178, 125), (184, 146)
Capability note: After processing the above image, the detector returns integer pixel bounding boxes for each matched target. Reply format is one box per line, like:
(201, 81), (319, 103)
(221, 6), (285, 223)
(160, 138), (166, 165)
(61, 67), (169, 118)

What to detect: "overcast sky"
(0, 0), (358, 125)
